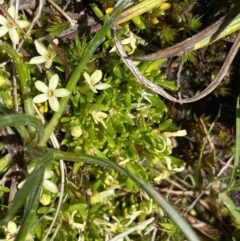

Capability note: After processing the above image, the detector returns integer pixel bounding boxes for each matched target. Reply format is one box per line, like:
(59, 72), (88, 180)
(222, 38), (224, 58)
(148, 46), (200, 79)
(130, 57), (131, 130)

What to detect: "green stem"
(39, 0), (131, 146)
(0, 43), (34, 116)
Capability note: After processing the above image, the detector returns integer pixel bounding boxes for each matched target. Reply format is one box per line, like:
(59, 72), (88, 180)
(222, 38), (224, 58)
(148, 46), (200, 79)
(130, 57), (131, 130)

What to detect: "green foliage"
(182, 50), (197, 62)
(47, 22), (68, 37)
(2, 0), (240, 240)
(155, 26), (178, 46)
(61, 45), (184, 188)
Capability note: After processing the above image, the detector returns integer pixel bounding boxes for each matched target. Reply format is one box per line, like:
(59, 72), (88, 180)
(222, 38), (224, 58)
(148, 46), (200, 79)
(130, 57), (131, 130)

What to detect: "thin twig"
(114, 30), (240, 103)
(176, 60), (184, 102)
(217, 155), (234, 177)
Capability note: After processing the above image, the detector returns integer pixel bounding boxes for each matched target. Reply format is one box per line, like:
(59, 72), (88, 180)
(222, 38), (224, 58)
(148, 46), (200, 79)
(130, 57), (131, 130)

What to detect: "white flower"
(0, 5), (30, 44)
(91, 110), (108, 129)
(84, 70), (111, 93)
(29, 39), (58, 69)
(33, 74), (70, 112)
(1, 221), (33, 241)
(110, 32), (136, 54)
(18, 167), (58, 194)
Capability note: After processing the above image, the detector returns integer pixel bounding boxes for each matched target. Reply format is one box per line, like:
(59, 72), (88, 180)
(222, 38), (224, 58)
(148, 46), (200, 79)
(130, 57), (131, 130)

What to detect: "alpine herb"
(0, 5), (30, 44)
(29, 39), (58, 69)
(84, 70), (111, 93)
(33, 74), (70, 112)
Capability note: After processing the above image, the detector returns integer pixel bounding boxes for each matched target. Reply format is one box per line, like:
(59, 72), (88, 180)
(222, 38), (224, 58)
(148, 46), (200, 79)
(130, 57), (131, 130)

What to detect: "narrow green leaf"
(229, 97), (240, 187)
(219, 193), (240, 225)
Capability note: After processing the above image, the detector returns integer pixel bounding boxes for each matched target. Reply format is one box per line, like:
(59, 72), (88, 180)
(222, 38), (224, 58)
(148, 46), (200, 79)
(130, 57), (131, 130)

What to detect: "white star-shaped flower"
(29, 39), (58, 69)
(110, 32), (137, 54)
(84, 70), (111, 93)
(33, 74), (70, 112)
(0, 5), (30, 44)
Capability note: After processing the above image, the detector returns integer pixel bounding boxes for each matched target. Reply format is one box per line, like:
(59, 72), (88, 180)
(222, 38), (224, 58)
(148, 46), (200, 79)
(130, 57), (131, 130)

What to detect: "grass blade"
(229, 97), (240, 187)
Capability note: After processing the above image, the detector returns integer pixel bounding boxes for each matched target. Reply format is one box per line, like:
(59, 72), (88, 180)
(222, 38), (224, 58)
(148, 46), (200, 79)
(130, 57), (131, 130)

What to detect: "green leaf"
(229, 97), (240, 187)
(219, 193), (240, 225)
(145, 59), (166, 73)
(148, 95), (167, 112)
(157, 80), (179, 91)
(66, 203), (88, 213)
(0, 154), (12, 173)
(158, 119), (173, 131)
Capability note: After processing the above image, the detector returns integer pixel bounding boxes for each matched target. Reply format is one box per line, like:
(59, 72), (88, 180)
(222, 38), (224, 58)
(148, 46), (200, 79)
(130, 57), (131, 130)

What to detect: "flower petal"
(83, 72), (91, 84)
(44, 170), (53, 179)
(49, 96), (60, 111)
(91, 70), (102, 85)
(98, 112), (108, 118)
(0, 15), (8, 26)
(7, 221), (18, 234)
(53, 38), (59, 45)
(43, 179), (58, 193)
(17, 20), (30, 29)
(0, 26), (9, 37)
(18, 180), (26, 189)
(109, 46), (116, 53)
(89, 85), (97, 93)
(8, 6), (15, 18)
(25, 233), (34, 241)
(34, 40), (47, 56)
(54, 88), (70, 97)
(27, 167), (35, 173)
(49, 74), (58, 90)
(29, 56), (46, 65)
(45, 58), (53, 69)
(9, 28), (19, 44)
(35, 81), (49, 93)
(47, 46), (57, 57)
(121, 38), (131, 45)
(33, 94), (49, 103)
(94, 83), (111, 90)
